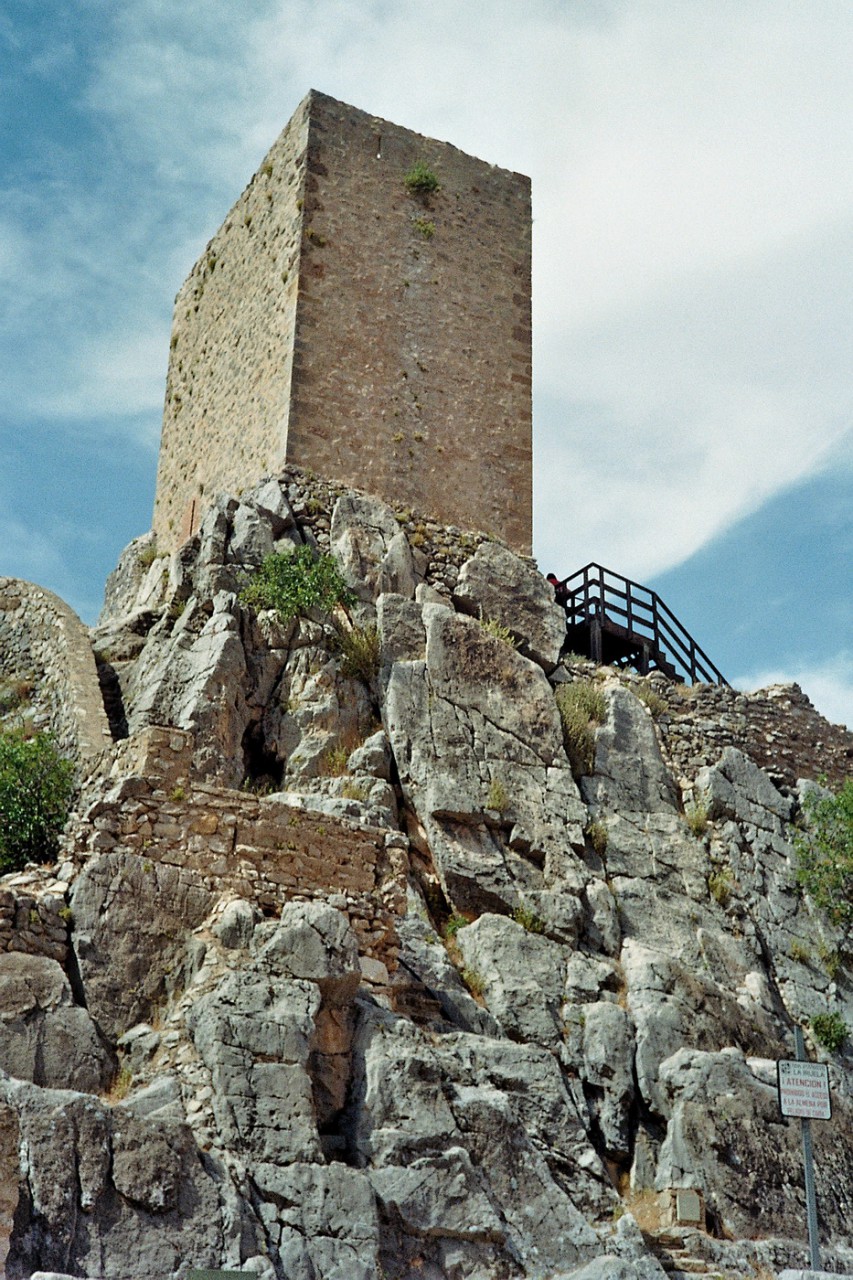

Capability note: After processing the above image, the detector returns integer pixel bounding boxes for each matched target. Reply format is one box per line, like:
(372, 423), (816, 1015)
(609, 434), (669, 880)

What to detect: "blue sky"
(1, 1), (851, 727)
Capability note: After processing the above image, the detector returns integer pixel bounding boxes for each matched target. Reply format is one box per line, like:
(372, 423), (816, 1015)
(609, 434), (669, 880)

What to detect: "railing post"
(590, 617), (602, 664)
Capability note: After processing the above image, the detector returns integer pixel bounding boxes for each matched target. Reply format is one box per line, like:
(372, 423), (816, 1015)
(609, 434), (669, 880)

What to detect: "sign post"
(777, 1027), (831, 1270)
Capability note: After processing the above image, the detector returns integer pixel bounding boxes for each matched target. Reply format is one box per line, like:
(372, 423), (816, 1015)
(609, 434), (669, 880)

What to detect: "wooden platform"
(552, 563), (728, 686)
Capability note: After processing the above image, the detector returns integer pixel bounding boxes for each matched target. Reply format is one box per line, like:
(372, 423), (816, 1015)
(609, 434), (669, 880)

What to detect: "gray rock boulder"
(260, 1162), (379, 1280)
(1, 1075), (240, 1279)
(71, 853), (213, 1040)
(0, 953), (114, 1093)
(695, 747), (794, 829)
(453, 540), (567, 672)
(655, 1046), (853, 1241)
(455, 913), (566, 1048)
(330, 493), (415, 605)
(352, 1007), (606, 1274)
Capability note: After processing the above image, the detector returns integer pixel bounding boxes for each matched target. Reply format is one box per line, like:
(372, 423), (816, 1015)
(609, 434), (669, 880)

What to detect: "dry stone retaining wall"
(0, 875), (69, 967)
(66, 727), (406, 978)
(0, 577), (111, 761)
(652, 677), (853, 789)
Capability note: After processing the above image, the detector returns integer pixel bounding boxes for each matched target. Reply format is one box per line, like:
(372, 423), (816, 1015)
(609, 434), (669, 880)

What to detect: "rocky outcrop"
(1, 469), (852, 1279)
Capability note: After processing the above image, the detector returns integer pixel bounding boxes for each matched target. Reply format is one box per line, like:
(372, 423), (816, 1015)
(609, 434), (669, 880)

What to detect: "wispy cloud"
(3, 0), (853, 654)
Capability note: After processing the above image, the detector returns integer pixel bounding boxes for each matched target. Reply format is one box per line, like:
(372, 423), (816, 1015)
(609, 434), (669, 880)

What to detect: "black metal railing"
(554, 562), (728, 686)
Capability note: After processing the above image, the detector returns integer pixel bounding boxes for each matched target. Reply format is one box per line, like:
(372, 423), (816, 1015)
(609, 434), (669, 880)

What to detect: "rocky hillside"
(1, 468), (851, 1280)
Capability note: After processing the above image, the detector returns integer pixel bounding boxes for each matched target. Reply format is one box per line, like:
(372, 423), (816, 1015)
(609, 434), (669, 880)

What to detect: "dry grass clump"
(555, 680), (606, 778)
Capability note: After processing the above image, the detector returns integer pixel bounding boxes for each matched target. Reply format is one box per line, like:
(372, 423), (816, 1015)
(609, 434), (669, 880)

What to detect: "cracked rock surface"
(1, 470), (852, 1279)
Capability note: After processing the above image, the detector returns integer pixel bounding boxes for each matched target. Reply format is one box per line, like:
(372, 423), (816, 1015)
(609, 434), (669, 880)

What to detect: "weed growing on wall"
(685, 802), (710, 839)
(555, 680), (606, 778)
(0, 676), (35, 718)
(708, 865), (733, 906)
(404, 161), (440, 196)
(584, 819), (608, 857)
(635, 682), (667, 719)
(795, 779), (853, 936)
(479, 615), (519, 648)
(240, 547), (354, 623)
(0, 728), (74, 872)
(512, 902), (545, 934)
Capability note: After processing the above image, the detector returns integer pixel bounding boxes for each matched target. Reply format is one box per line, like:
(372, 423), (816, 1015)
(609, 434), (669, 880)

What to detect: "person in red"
(546, 573), (569, 608)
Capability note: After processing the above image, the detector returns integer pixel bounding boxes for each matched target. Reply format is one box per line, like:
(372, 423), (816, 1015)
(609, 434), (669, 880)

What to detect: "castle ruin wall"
(0, 578), (112, 762)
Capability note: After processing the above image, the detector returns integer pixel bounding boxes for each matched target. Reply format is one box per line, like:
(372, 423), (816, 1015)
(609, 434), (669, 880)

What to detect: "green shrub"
(404, 161), (440, 196)
(460, 966), (485, 997)
(795, 779), (853, 935)
(137, 542), (160, 568)
(240, 547), (354, 623)
(412, 216), (436, 239)
(555, 680), (606, 778)
(321, 745), (350, 777)
(340, 780), (369, 802)
(0, 729), (74, 872)
(790, 940), (811, 965)
(444, 913), (469, 938)
(479, 616), (518, 648)
(334, 622), (381, 682)
(635, 683), (667, 719)
(811, 1010), (848, 1054)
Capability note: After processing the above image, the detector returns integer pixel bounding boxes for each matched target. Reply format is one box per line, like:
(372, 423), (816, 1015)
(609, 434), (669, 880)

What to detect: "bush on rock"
(0, 727), (75, 872)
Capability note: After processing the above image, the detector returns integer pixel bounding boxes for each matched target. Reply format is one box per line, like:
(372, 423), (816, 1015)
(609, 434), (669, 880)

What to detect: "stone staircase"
(647, 1229), (725, 1279)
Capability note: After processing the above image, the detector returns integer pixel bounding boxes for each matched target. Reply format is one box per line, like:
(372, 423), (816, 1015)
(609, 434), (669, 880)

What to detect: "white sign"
(777, 1060), (832, 1120)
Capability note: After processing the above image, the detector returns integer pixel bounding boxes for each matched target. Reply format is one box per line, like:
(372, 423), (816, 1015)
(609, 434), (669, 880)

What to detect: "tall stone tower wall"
(153, 91), (532, 552)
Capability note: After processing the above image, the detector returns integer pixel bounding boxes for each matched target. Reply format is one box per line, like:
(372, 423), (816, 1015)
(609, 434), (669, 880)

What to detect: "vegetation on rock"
(555, 679), (606, 778)
(403, 161), (440, 196)
(811, 1010), (848, 1054)
(240, 546), (354, 622)
(333, 621), (381, 682)
(795, 779), (853, 936)
(0, 727), (74, 871)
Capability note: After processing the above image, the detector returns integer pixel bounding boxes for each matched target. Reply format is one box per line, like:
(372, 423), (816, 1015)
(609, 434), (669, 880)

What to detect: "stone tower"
(152, 91), (532, 552)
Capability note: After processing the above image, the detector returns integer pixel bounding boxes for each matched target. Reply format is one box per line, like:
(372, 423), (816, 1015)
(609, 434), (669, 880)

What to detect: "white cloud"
(31, 327), (169, 433)
(734, 653), (853, 733)
(5, 0), (853, 625)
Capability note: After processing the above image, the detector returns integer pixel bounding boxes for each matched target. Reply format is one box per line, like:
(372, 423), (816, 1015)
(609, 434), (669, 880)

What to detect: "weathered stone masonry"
(0, 577), (111, 762)
(64, 727), (406, 978)
(153, 90), (532, 554)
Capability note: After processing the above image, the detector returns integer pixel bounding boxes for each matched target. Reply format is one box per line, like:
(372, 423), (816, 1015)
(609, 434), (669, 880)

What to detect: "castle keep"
(153, 91), (532, 552)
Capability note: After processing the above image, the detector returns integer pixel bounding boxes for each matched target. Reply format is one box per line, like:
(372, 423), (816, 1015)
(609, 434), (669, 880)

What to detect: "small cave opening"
(241, 720), (284, 791)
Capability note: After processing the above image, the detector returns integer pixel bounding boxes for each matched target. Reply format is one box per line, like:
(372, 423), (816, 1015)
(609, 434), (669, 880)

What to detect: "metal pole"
(794, 1026), (821, 1270)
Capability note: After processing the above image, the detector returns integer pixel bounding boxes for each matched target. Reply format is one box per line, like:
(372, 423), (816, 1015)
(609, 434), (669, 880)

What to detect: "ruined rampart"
(65, 727), (406, 979)
(652, 676), (853, 789)
(0, 577), (111, 761)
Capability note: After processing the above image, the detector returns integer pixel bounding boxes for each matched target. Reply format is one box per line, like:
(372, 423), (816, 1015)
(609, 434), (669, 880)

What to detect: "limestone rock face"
(0, 953), (114, 1093)
(453, 539), (566, 672)
(384, 602), (586, 916)
(3, 468), (853, 1278)
(1, 1076), (235, 1280)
